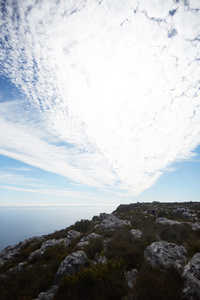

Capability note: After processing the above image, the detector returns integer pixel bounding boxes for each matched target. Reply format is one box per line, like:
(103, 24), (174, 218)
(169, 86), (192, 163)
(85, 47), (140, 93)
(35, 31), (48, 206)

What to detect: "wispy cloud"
(0, 0), (200, 196)
(1, 185), (97, 199)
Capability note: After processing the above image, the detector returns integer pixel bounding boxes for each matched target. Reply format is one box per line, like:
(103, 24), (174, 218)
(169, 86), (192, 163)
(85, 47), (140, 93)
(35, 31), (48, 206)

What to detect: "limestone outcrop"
(97, 213), (131, 230)
(77, 233), (102, 248)
(28, 238), (71, 260)
(29, 230), (81, 260)
(0, 236), (45, 266)
(144, 241), (187, 269)
(183, 253), (200, 299)
(54, 250), (88, 284)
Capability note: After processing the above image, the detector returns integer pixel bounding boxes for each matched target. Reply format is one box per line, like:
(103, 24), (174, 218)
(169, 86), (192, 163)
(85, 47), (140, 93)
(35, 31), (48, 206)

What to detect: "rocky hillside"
(0, 202), (200, 300)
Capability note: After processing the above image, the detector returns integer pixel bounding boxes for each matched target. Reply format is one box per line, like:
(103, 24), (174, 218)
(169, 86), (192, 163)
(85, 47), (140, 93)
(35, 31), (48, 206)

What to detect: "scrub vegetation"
(0, 201), (199, 300)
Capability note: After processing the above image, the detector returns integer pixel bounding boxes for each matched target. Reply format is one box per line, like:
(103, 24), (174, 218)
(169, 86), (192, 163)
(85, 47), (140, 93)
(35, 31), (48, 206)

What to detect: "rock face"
(77, 233), (102, 248)
(144, 241), (187, 269)
(54, 251), (88, 284)
(97, 213), (131, 230)
(183, 253), (200, 299)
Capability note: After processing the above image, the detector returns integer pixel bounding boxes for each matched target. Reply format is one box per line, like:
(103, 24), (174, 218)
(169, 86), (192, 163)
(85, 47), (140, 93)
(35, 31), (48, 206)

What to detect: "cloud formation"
(0, 0), (200, 196)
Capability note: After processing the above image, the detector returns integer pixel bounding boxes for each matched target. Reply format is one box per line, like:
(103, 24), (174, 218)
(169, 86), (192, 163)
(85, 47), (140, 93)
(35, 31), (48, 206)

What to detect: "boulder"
(130, 229), (142, 239)
(183, 253), (200, 299)
(97, 213), (131, 230)
(77, 233), (102, 248)
(54, 251), (87, 284)
(144, 241), (187, 269)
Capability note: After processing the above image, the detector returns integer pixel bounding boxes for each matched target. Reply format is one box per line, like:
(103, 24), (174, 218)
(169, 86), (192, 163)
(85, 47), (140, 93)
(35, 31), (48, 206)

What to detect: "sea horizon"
(0, 205), (116, 252)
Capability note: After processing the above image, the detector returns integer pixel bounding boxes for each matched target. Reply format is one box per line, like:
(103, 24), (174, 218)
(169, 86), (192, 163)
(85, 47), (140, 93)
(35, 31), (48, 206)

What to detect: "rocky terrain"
(0, 201), (200, 300)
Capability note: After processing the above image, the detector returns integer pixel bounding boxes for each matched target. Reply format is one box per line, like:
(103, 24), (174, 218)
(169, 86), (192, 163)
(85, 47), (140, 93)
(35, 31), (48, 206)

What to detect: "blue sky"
(0, 0), (200, 206)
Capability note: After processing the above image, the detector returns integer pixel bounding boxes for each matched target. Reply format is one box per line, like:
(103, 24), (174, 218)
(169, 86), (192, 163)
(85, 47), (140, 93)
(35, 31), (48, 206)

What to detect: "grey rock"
(130, 229), (142, 239)
(191, 222), (200, 231)
(77, 233), (101, 248)
(103, 238), (112, 251)
(155, 218), (200, 232)
(172, 207), (197, 221)
(0, 274), (8, 281)
(155, 217), (181, 226)
(144, 241), (187, 269)
(34, 285), (58, 300)
(182, 212), (193, 219)
(172, 207), (187, 215)
(125, 269), (138, 289)
(97, 213), (131, 230)
(29, 238), (70, 260)
(95, 253), (107, 264)
(183, 253), (200, 299)
(6, 262), (27, 273)
(54, 251), (87, 284)
(0, 236), (45, 266)
(67, 230), (81, 240)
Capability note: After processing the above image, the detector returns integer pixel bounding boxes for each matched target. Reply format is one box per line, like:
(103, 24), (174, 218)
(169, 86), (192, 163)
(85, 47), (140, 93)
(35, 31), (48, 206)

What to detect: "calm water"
(0, 205), (115, 251)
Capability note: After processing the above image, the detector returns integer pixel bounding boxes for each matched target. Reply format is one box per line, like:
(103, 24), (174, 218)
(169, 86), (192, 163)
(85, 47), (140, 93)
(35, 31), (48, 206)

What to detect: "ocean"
(0, 205), (116, 252)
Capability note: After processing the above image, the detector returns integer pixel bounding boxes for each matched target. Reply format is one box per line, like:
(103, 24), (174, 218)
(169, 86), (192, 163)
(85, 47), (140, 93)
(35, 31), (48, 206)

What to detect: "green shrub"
(71, 219), (93, 233)
(130, 263), (185, 300)
(54, 260), (127, 300)
(157, 224), (191, 244)
(83, 238), (104, 260)
(106, 229), (147, 270)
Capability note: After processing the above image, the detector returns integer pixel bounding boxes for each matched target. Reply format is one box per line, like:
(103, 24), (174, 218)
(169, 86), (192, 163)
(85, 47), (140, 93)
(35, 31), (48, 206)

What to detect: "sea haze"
(0, 205), (115, 251)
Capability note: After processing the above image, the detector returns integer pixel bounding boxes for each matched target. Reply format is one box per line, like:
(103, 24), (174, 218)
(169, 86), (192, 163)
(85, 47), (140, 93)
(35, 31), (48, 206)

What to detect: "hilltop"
(0, 202), (200, 300)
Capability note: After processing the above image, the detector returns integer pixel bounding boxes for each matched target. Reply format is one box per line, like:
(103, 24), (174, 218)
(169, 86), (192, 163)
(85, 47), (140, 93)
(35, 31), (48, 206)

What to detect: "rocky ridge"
(0, 202), (200, 300)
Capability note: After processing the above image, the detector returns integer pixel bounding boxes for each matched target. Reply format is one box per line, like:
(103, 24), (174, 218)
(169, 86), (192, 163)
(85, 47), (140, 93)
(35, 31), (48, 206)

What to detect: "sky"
(0, 0), (200, 206)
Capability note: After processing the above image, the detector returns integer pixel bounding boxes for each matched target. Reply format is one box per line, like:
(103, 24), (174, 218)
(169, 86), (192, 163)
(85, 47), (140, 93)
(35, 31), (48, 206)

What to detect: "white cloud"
(0, 185), (97, 199)
(0, 0), (200, 197)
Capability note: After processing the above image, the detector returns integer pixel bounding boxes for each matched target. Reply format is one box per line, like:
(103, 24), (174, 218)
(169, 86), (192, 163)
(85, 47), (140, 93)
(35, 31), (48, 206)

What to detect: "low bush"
(106, 229), (147, 270)
(156, 224), (191, 244)
(83, 238), (104, 260)
(71, 219), (93, 233)
(130, 263), (185, 300)
(54, 260), (128, 300)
